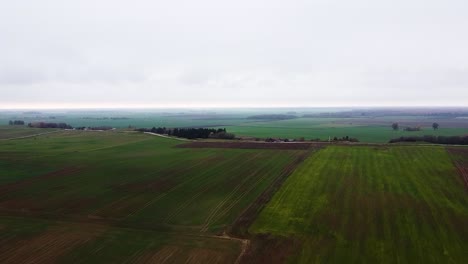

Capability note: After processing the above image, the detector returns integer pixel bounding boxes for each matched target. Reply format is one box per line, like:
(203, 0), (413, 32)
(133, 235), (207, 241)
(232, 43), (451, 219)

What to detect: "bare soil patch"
(239, 234), (302, 264)
(177, 141), (316, 150)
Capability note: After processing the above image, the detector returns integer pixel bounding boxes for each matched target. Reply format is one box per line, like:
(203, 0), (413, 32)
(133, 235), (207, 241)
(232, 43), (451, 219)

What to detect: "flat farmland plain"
(0, 130), (309, 262)
(250, 146), (468, 263)
(226, 119), (468, 143)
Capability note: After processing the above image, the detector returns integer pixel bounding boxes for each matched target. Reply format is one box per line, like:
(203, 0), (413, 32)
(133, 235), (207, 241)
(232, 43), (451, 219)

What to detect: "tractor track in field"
(199, 153), (266, 232)
(123, 153), (254, 219)
(205, 231), (250, 264)
(201, 156), (288, 232)
(162, 152), (263, 228)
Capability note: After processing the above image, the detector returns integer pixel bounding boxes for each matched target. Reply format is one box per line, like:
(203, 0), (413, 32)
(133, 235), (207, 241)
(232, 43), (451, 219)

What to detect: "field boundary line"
(228, 149), (314, 237)
(0, 130), (62, 140)
(200, 154), (280, 232)
(207, 157), (287, 230)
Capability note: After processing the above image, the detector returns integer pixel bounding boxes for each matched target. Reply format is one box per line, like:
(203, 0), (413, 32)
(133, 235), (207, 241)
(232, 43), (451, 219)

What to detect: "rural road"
(144, 132), (192, 141)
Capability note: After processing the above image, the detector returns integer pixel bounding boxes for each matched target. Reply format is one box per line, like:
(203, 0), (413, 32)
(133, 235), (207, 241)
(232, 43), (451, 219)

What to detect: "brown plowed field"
(176, 141), (316, 150)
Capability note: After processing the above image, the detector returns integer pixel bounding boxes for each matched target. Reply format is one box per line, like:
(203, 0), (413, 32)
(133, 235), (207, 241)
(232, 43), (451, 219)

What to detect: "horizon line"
(1, 104), (468, 110)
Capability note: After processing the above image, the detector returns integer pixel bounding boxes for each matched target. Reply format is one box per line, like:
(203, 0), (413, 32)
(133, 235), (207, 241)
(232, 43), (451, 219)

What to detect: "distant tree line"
(331, 136), (359, 142)
(247, 114), (297, 120)
(136, 127), (235, 139)
(75, 126), (113, 131)
(8, 120), (25, 125)
(26, 123), (115, 130)
(391, 122), (439, 131)
(28, 122), (72, 129)
(389, 135), (468, 145)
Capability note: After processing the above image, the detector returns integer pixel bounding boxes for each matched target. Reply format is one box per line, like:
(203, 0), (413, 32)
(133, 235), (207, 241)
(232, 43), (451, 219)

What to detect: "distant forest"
(8, 120), (25, 125)
(136, 127), (235, 139)
(28, 122), (73, 129)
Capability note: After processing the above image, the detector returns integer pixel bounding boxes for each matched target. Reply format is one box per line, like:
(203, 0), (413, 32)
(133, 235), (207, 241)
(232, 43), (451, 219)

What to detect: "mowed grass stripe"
(250, 146), (468, 263)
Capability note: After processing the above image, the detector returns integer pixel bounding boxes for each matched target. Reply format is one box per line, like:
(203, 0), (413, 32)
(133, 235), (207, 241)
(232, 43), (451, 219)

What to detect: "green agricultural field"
(0, 130), (307, 262)
(226, 118), (468, 143)
(250, 145), (468, 263)
(1, 125), (467, 263)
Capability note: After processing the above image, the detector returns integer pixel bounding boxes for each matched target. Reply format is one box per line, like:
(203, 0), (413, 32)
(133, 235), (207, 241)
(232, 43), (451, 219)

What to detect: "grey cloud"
(0, 0), (467, 107)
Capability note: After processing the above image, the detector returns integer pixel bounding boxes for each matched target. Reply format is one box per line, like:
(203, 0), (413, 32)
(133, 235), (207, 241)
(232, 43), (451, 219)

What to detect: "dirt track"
(144, 132), (191, 141)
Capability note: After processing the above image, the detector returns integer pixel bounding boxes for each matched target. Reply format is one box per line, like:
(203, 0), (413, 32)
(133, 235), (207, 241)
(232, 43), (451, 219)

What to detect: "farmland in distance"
(2, 108), (468, 143)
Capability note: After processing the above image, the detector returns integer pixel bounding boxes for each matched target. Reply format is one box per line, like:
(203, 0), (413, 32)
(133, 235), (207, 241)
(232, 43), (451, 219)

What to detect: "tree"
(392, 123), (399, 131)
(432, 122), (439, 130)
(9, 120), (25, 125)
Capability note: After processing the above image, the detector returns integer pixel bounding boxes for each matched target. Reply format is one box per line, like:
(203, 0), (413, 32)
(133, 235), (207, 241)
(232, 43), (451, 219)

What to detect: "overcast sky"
(1, 0), (467, 108)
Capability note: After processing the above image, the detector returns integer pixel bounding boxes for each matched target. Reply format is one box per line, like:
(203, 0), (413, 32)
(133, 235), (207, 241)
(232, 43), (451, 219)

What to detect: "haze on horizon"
(1, 0), (468, 109)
